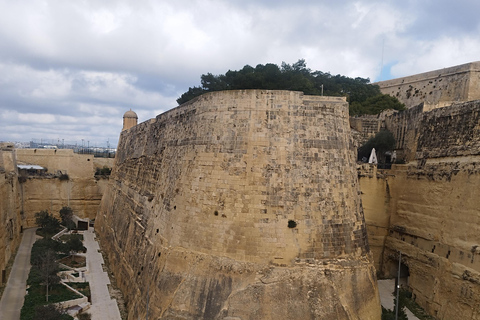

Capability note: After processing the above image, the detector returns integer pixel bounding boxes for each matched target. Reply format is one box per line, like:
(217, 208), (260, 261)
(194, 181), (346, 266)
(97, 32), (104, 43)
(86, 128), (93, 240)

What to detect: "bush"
(59, 207), (75, 230)
(21, 237), (79, 320)
(95, 166), (112, 176)
(358, 130), (396, 163)
(78, 312), (92, 320)
(35, 211), (61, 238)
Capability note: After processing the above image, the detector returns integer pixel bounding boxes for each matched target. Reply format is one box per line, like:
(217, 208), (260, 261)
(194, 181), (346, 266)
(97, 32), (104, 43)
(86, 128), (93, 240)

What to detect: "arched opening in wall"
(384, 256), (410, 289)
(383, 255), (410, 287)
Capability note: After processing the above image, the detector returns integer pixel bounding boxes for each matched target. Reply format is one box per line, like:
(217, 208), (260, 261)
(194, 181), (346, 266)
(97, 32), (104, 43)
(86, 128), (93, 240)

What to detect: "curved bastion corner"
(96, 90), (381, 319)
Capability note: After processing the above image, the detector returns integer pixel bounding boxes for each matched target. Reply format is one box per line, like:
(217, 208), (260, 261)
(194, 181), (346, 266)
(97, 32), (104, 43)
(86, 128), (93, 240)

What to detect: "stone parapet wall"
(376, 61), (480, 109)
(416, 100), (480, 160)
(97, 90), (381, 319)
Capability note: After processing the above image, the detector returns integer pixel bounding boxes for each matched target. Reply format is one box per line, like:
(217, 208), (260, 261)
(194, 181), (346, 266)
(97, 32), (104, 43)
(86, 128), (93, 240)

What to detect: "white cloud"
(0, 0), (480, 144)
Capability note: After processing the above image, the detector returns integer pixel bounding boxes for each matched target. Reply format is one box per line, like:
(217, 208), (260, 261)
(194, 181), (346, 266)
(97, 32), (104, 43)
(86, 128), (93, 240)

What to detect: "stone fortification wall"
(416, 100), (480, 160)
(349, 115), (383, 143)
(361, 100), (480, 319)
(361, 161), (480, 320)
(376, 61), (480, 109)
(0, 144), (22, 285)
(383, 104), (424, 162)
(382, 100), (480, 163)
(97, 90), (381, 319)
(16, 149), (113, 225)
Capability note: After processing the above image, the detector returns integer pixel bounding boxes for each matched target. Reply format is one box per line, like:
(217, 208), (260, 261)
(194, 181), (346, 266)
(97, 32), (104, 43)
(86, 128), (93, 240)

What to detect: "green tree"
(176, 59), (404, 116)
(78, 312), (92, 320)
(350, 94), (405, 116)
(30, 238), (61, 268)
(33, 304), (66, 320)
(38, 249), (61, 302)
(35, 211), (61, 237)
(65, 237), (85, 263)
(59, 206), (75, 230)
(358, 130), (396, 163)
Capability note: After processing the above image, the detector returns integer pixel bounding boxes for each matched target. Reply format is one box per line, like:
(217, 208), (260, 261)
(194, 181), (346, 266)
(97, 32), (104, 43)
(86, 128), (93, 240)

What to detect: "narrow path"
(83, 228), (121, 320)
(0, 228), (38, 320)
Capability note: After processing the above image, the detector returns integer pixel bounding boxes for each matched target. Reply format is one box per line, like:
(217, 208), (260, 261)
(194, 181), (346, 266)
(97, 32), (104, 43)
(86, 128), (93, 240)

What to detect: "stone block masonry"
(97, 90), (381, 319)
(376, 61), (480, 109)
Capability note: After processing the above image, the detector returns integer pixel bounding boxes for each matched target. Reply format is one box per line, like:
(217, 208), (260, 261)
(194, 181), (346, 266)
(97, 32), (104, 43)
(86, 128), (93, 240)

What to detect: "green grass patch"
(58, 255), (86, 268)
(400, 289), (436, 320)
(20, 283), (79, 320)
(35, 226), (64, 239)
(69, 282), (91, 298)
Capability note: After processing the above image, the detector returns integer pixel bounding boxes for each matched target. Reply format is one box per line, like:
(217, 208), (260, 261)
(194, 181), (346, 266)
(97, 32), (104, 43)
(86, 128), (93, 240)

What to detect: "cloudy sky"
(1, 0), (479, 147)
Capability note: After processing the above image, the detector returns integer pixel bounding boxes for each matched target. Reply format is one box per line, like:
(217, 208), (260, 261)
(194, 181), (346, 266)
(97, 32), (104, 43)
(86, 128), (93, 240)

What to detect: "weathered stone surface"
(376, 61), (480, 109)
(16, 149), (113, 225)
(0, 145), (22, 285)
(361, 158), (480, 319)
(97, 90), (381, 319)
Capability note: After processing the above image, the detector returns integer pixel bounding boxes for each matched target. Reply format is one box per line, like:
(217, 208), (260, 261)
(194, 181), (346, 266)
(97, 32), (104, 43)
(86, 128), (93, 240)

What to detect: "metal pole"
(146, 270), (149, 320)
(395, 251), (401, 320)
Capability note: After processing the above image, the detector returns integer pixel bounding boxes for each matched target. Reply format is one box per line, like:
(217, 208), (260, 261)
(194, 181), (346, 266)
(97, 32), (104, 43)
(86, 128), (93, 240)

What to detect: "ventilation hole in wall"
(141, 266), (144, 271)
(156, 229), (159, 234)
(161, 193), (164, 199)
(288, 220), (297, 228)
(173, 206), (176, 210)
(214, 211), (219, 216)
(175, 188), (179, 194)
(87, 159), (90, 161)
(148, 195), (154, 202)
(137, 271), (141, 276)
(221, 213), (226, 218)
(446, 250), (451, 259)
(431, 245), (436, 253)
(158, 252), (161, 257)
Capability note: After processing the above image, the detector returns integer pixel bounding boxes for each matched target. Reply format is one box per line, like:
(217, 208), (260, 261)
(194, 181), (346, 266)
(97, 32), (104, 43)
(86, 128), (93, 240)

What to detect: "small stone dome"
(123, 109), (138, 131)
(123, 109), (138, 119)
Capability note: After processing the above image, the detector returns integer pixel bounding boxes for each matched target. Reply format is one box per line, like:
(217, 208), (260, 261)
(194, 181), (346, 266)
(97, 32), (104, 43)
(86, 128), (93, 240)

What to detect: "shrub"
(35, 211), (61, 238)
(358, 130), (396, 163)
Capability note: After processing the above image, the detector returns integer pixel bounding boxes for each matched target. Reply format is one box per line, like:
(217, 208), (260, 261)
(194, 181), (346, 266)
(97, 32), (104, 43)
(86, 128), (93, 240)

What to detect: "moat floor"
(0, 228), (37, 320)
(84, 228), (121, 320)
(378, 279), (419, 320)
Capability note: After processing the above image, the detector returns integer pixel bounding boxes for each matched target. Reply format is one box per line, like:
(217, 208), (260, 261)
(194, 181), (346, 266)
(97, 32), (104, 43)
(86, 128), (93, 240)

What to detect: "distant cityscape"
(11, 139), (116, 158)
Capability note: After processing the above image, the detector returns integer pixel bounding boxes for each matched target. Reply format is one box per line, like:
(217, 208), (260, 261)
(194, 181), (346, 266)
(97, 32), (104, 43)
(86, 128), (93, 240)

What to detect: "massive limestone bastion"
(96, 90), (381, 319)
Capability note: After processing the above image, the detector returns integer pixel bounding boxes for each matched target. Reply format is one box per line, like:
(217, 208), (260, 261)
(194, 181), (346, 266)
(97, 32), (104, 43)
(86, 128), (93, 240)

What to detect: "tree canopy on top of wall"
(176, 59), (405, 116)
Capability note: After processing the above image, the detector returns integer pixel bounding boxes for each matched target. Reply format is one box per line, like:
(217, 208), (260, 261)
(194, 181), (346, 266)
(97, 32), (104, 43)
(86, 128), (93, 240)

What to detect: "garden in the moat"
(21, 207), (92, 320)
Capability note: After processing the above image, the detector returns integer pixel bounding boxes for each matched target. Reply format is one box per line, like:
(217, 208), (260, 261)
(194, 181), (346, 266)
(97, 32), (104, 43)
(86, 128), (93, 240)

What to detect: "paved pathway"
(0, 228), (38, 320)
(83, 228), (121, 320)
(378, 279), (420, 320)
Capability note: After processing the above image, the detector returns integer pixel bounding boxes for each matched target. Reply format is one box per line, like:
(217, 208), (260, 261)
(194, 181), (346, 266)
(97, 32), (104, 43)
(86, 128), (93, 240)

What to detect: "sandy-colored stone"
(360, 100), (480, 319)
(0, 144), (22, 286)
(97, 90), (381, 319)
(376, 61), (480, 109)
